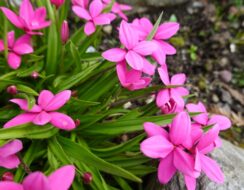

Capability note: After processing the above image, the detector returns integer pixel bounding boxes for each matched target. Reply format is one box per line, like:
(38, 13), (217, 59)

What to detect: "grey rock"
(219, 57), (229, 68)
(219, 70), (232, 83)
(221, 90), (232, 104)
(146, 139), (244, 190)
(118, 0), (189, 7)
(212, 94), (219, 103)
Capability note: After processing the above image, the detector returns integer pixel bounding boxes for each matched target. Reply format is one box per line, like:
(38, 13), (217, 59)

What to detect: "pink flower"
(0, 165), (75, 190)
(0, 31), (33, 69)
(156, 65), (189, 112)
(51, 0), (65, 8)
(72, 0), (115, 35)
(72, 0), (89, 8)
(132, 18), (179, 65)
(140, 112), (199, 185)
(0, 140), (23, 169)
(103, 0), (132, 21)
(61, 20), (69, 44)
(0, 0), (51, 35)
(186, 101), (231, 130)
(102, 20), (157, 75)
(116, 61), (151, 90)
(4, 90), (76, 131)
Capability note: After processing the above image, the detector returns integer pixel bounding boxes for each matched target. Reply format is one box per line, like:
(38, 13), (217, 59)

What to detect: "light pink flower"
(0, 165), (75, 190)
(0, 0), (51, 35)
(61, 20), (69, 44)
(132, 18), (179, 65)
(141, 112), (199, 185)
(4, 90), (76, 131)
(186, 101), (231, 130)
(51, 0), (65, 8)
(0, 140), (23, 169)
(116, 61), (151, 90)
(102, 20), (157, 75)
(72, 0), (115, 35)
(156, 65), (189, 112)
(0, 31), (33, 69)
(103, 0), (132, 21)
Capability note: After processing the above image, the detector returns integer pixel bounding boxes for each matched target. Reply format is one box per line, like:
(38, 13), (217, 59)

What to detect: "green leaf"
(146, 11), (163, 41)
(58, 136), (142, 183)
(16, 84), (39, 96)
(17, 93), (36, 110)
(69, 42), (81, 70)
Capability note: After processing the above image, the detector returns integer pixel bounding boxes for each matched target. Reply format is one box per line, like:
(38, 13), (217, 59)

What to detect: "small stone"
(219, 57), (229, 67)
(123, 102), (132, 109)
(219, 70), (232, 83)
(221, 90), (232, 104)
(212, 94), (219, 103)
(103, 25), (112, 35)
(230, 43), (236, 53)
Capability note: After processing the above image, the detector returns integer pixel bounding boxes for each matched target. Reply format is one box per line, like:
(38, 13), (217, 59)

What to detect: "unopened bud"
(7, 85), (17, 95)
(50, 0), (65, 8)
(83, 172), (92, 184)
(61, 20), (69, 44)
(2, 172), (14, 181)
(31, 71), (39, 79)
(75, 119), (80, 127)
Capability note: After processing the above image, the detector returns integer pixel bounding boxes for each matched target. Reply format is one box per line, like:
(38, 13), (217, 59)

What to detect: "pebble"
(221, 90), (233, 104)
(219, 57), (229, 68)
(219, 70), (232, 83)
(212, 94), (219, 103)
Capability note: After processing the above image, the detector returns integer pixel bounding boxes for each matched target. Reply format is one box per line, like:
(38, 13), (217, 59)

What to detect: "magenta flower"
(102, 20), (157, 75)
(0, 0), (51, 35)
(0, 31), (33, 69)
(72, 0), (115, 35)
(0, 165), (75, 190)
(51, 0), (65, 8)
(0, 140), (23, 169)
(132, 18), (179, 65)
(140, 112), (199, 185)
(61, 20), (69, 44)
(103, 0), (132, 21)
(186, 101), (231, 130)
(116, 61), (151, 90)
(4, 90), (76, 131)
(156, 65), (189, 112)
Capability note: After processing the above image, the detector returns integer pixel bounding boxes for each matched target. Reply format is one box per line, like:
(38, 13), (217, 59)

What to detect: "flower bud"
(61, 20), (69, 44)
(75, 119), (80, 127)
(2, 172), (14, 181)
(50, 0), (65, 8)
(31, 71), (39, 79)
(83, 172), (92, 184)
(7, 85), (17, 95)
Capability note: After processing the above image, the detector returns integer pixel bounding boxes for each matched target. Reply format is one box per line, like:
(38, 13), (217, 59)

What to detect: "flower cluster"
(101, 9), (231, 190)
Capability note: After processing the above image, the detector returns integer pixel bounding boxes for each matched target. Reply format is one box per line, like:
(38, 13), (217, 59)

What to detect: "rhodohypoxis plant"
(0, 0), (231, 190)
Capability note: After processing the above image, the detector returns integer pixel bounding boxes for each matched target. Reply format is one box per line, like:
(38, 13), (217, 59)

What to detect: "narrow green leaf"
(146, 11), (164, 41)
(16, 85), (39, 96)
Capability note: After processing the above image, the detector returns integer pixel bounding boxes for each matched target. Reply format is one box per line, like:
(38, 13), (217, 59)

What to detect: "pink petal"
(158, 65), (170, 85)
(102, 48), (126, 62)
(140, 135), (173, 159)
(0, 140), (23, 157)
(38, 90), (54, 109)
(89, 0), (103, 18)
(170, 111), (191, 146)
(3, 113), (37, 128)
(171, 73), (186, 85)
(186, 102), (208, 125)
(48, 165), (75, 190)
(0, 40), (4, 51)
(84, 22), (96, 35)
(175, 87), (189, 96)
(184, 175), (196, 190)
(119, 4), (132, 11)
(158, 41), (176, 55)
(0, 8), (24, 29)
(155, 22), (180, 40)
(143, 122), (169, 138)
(0, 182), (23, 190)
(152, 40), (166, 65)
(191, 123), (203, 143)
(8, 31), (15, 48)
(14, 34), (31, 46)
(44, 90), (71, 111)
(0, 155), (21, 169)
(10, 99), (42, 112)
(7, 52), (21, 70)
(173, 148), (199, 178)
(194, 149), (201, 172)
(72, 6), (91, 20)
(125, 51), (144, 71)
(156, 89), (170, 108)
(158, 153), (176, 184)
(23, 172), (50, 190)
(116, 61), (129, 86)
(30, 21), (51, 31)
(32, 111), (51, 125)
(19, 0), (34, 23)
(170, 89), (185, 108)
(50, 112), (76, 130)
(208, 115), (231, 130)
(197, 125), (220, 154)
(142, 58), (156, 76)
(93, 14), (112, 25)
(133, 41), (157, 56)
(126, 69), (142, 82)
(129, 78), (151, 90)
(119, 20), (139, 49)
(200, 154), (224, 183)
